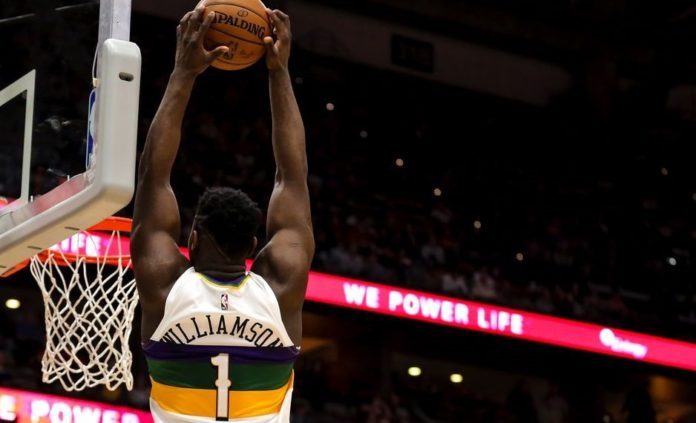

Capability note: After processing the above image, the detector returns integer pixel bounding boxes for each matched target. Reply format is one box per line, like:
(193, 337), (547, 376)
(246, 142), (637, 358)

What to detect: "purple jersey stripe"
(142, 340), (300, 363)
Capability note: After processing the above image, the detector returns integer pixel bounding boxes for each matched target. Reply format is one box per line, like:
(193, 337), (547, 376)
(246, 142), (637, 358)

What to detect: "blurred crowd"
(2, 11), (695, 342)
(161, 47), (696, 341)
(1, 8), (694, 422)
(290, 377), (659, 423)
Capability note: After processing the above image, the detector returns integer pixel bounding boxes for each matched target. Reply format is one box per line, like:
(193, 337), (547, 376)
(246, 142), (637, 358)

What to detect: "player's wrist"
(268, 67), (290, 78)
(171, 67), (199, 81)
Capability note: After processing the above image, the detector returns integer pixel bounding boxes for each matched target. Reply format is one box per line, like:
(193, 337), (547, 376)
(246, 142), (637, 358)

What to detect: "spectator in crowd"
(507, 379), (539, 423)
(622, 381), (657, 423)
(0, 351), (11, 385)
(538, 383), (569, 423)
(441, 268), (469, 298)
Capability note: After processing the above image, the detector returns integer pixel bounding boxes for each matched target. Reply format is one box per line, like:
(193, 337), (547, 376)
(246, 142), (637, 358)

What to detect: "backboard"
(0, 0), (142, 275)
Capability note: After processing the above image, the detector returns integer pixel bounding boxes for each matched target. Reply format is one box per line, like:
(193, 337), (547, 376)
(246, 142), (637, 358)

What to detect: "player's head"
(189, 187), (262, 264)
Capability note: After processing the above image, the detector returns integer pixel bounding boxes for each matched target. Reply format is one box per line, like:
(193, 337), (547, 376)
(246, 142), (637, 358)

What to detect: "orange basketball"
(203, 0), (270, 71)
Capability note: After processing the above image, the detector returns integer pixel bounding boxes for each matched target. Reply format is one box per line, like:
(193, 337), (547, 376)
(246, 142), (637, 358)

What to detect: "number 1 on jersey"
(211, 353), (231, 419)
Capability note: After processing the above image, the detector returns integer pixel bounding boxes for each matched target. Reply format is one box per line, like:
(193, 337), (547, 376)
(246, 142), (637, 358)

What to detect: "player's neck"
(196, 265), (247, 281)
(195, 253), (247, 280)
(192, 237), (248, 279)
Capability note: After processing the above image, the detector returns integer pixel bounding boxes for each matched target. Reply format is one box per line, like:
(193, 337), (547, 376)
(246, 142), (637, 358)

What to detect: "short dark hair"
(194, 187), (262, 257)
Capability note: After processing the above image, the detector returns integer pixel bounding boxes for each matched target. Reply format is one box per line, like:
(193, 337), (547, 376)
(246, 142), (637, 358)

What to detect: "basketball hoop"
(28, 217), (138, 391)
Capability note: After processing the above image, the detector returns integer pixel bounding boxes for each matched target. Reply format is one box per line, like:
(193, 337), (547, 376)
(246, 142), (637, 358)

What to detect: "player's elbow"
(275, 161), (308, 184)
(136, 149), (158, 180)
(129, 226), (147, 257)
(136, 160), (171, 187)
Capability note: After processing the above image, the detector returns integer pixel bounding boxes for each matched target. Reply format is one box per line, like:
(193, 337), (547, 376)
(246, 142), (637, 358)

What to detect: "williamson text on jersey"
(160, 314), (286, 347)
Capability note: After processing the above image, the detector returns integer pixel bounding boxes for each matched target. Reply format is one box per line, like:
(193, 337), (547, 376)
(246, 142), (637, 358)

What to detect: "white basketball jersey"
(142, 268), (298, 423)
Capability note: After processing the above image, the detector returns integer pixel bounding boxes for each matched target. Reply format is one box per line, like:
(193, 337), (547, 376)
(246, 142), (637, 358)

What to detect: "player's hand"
(263, 9), (291, 73)
(174, 5), (228, 77)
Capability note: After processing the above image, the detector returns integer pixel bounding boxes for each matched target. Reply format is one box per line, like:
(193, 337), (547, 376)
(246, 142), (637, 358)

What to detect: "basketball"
(203, 0), (271, 71)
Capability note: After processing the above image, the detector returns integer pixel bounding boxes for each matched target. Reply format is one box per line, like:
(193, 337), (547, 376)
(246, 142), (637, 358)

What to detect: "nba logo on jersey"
(221, 293), (229, 310)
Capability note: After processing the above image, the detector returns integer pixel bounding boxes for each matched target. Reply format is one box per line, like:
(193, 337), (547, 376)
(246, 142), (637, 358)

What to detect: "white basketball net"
(29, 227), (138, 391)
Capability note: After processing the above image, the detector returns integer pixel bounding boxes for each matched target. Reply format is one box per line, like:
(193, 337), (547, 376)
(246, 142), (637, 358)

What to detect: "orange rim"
(1, 217), (134, 273)
(39, 216), (133, 266)
(0, 260), (30, 278)
(88, 216), (132, 233)
(36, 251), (131, 267)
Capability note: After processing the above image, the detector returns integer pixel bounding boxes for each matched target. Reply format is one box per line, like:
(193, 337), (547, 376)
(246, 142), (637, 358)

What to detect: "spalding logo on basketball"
(203, 0), (271, 71)
(211, 10), (266, 40)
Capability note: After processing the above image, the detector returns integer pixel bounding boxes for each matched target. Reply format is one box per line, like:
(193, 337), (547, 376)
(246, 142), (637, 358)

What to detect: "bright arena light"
(395, 158), (404, 167)
(326, 102), (335, 111)
(407, 367), (422, 377)
(5, 299), (20, 309)
(474, 220), (482, 229)
(433, 188), (442, 197)
(450, 373), (463, 383)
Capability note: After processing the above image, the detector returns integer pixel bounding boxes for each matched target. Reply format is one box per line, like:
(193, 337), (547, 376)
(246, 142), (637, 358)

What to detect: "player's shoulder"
(251, 240), (310, 287)
(251, 241), (309, 319)
(133, 250), (190, 305)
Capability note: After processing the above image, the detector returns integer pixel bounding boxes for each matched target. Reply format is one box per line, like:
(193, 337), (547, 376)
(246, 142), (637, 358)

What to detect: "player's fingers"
(180, 11), (193, 25)
(268, 10), (283, 26)
(206, 45), (229, 63)
(265, 9), (278, 35)
(179, 11), (193, 32)
(193, 4), (205, 20)
(263, 36), (274, 46)
(275, 10), (290, 22)
(197, 11), (215, 40)
(263, 36), (277, 56)
(269, 10), (290, 41)
(274, 9), (290, 30)
(189, 4), (205, 31)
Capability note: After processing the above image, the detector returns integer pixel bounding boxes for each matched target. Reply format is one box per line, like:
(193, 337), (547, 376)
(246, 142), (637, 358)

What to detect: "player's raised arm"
(131, 7), (227, 321)
(252, 10), (314, 328)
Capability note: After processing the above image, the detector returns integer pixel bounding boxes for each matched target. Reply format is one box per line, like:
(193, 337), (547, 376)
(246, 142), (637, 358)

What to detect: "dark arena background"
(2, 0), (696, 422)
